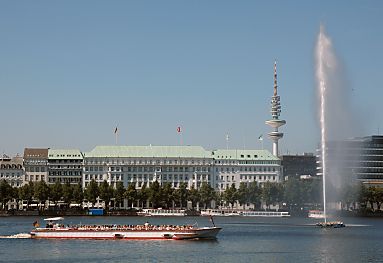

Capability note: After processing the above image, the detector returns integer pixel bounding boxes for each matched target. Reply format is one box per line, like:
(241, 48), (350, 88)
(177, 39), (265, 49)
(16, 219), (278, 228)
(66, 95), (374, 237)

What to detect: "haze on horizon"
(0, 1), (382, 156)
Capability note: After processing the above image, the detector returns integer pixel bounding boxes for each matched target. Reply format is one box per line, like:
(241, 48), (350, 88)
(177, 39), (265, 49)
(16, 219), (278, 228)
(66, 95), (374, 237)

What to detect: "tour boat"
(308, 210), (326, 219)
(240, 211), (290, 217)
(200, 209), (290, 217)
(30, 217), (221, 240)
(137, 208), (186, 217)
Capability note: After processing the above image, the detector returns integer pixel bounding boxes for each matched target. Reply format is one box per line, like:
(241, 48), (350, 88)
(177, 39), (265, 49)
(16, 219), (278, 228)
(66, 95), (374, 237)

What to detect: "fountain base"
(316, 221), (346, 228)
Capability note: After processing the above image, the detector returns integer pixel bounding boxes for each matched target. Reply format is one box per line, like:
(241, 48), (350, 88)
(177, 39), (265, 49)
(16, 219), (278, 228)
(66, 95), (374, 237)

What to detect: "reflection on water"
(0, 216), (382, 262)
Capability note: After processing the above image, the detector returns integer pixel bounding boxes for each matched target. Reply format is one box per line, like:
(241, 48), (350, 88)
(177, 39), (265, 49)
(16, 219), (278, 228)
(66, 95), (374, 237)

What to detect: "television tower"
(265, 61), (286, 156)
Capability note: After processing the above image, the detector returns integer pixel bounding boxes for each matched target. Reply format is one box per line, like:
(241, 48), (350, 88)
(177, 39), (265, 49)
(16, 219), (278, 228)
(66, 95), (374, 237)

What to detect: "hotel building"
(23, 148), (49, 183)
(82, 145), (282, 191)
(213, 149), (282, 191)
(0, 155), (24, 187)
(47, 149), (83, 184)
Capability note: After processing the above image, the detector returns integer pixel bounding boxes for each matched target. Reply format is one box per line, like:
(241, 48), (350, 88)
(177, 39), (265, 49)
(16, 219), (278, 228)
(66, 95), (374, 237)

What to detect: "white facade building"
(212, 149), (282, 191)
(0, 155), (24, 187)
(83, 146), (214, 190)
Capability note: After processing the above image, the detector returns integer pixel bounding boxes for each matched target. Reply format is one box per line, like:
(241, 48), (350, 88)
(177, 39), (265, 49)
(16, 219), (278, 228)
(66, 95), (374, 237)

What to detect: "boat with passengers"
(30, 217), (221, 240)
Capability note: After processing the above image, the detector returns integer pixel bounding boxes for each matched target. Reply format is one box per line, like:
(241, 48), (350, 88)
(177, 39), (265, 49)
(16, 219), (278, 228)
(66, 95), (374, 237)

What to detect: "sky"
(0, 1), (382, 156)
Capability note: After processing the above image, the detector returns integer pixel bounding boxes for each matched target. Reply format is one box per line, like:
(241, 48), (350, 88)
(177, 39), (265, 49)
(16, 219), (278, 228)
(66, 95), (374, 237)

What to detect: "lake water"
(0, 216), (382, 263)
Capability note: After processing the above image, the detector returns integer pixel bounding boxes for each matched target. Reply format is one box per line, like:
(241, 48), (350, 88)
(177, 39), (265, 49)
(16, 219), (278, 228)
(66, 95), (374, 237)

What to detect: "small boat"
(137, 208), (186, 217)
(30, 217), (221, 240)
(316, 221), (346, 228)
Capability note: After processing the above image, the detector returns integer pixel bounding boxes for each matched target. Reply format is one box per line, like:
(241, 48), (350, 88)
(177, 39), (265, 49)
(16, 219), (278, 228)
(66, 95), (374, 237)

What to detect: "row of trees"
(1, 178), (383, 211)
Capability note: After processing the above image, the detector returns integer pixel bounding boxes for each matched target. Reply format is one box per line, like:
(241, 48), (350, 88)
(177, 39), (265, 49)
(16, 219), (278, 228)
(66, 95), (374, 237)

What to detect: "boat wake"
(0, 233), (31, 239)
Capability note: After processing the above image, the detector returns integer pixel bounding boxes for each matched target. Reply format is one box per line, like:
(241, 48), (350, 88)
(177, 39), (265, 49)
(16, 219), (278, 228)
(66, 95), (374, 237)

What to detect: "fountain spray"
(316, 25), (331, 223)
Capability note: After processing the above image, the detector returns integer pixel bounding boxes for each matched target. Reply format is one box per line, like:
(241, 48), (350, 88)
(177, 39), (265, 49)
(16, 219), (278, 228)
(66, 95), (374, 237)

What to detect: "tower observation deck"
(265, 61), (286, 157)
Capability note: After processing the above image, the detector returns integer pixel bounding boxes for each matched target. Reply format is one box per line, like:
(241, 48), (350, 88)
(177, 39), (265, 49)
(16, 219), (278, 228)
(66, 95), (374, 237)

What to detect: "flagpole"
(226, 133), (229, 150)
(115, 126), (118, 145)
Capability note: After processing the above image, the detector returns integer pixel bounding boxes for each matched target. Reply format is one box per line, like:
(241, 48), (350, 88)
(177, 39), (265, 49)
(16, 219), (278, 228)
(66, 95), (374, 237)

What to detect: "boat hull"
(30, 227), (221, 240)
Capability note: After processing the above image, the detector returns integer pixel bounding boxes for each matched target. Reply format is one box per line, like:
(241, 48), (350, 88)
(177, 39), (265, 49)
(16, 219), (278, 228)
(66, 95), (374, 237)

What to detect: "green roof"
(212, 149), (279, 161)
(84, 146), (212, 158)
(48, 149), (83, 159)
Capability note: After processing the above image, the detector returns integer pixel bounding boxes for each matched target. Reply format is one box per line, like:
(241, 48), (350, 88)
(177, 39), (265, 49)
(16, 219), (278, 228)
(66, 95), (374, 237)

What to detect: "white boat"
(137, 208), (186, 217)
(201, 209), (290, 217)
(200, 209), (240, 217)
(308, 210), (326, 219)
(240, 211), (290, 217)
(30, 217), (221, 240)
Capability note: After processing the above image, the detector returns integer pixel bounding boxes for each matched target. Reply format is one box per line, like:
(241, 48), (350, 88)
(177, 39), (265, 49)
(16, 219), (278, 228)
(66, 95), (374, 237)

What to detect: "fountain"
(315, 25), (347, 228)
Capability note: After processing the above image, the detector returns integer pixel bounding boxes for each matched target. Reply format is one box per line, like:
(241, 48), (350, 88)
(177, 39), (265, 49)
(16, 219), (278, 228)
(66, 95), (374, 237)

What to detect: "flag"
(177, 126), (181, 133)
(258, 134), (263, 141)
(33, 221), (39, 227)
(114, 126), (118, 134)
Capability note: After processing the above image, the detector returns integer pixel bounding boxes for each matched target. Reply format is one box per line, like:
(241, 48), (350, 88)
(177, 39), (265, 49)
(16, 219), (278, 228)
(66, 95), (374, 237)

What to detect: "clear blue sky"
(1, 1), (382, 156)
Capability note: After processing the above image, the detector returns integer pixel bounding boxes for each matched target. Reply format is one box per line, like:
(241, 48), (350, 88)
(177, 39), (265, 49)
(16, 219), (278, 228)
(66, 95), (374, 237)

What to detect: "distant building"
(23, 148), (48, 183)
(82, 145), (282, 191)
(48, 149), (83, 184)
(281, 153), (317, 180)
(0, 154), (23, 187)
(319, 135), (383, 187)
(212, 149), (282, 191)
(82, 146), (214, 190)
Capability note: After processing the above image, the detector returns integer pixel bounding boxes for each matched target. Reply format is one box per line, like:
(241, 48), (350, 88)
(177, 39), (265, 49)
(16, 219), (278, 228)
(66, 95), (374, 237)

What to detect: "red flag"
(177, 127), (181, 133)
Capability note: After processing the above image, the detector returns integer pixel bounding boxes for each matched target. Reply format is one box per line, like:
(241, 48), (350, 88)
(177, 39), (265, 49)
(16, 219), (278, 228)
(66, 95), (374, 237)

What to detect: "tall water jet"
(316, 25), (330, 222)
(315, 25), (360, 221)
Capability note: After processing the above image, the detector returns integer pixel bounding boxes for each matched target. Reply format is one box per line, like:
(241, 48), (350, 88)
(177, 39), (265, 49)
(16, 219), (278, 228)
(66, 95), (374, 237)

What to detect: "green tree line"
(1, 178), (382, 211)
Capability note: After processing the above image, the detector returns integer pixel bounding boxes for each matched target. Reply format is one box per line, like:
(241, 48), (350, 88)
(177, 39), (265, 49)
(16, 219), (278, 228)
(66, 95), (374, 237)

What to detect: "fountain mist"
(316, 25), (329, 222)
(315, 25), (362, 219)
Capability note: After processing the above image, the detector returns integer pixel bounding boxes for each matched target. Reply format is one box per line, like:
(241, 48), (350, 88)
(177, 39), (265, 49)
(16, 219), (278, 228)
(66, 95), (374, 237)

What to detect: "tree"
(18, 182), (34, 210)
(0, 180), (12, 210)
(62, 182), (73, 206)
(148, 181), (162, 208)
(99, 180), (114, 210)
(237, 183), (249, 208)
(114, 182), (125, 209)
(223, 183), (237, 208)
(137, 183), (148, 208)
(124, 183), (137, 208)
(34, 181), (50, 210)
(283, 178), (303, 211)
(248, 181), (261, 209)
(72, 183), (84, 205)
(188, 185), (200, 209)
(85, 179), (99, 207)
(49, 182), (63, 209)
(199, 182), (215, 209)
(161, 183), (174, 208)
(175, 182), (188, 208)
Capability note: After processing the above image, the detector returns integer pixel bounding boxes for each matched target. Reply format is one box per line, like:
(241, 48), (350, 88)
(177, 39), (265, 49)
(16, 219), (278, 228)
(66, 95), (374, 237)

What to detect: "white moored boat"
(30, 217), (221, 240)
(137, 208), (186, 217)
(308, 210), (326, 219)
(201, 209), (290, 217)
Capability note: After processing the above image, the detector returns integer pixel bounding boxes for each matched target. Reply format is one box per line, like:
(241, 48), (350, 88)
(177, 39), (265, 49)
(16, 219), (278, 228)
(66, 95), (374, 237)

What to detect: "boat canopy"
(44, 217), (64, 221)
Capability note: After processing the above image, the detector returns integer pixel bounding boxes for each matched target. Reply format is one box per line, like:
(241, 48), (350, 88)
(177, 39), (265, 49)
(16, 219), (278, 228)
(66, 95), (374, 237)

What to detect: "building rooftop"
(23, 148), (49, 158)
(84, 145), (213, 158)
(48, 149), (83, 159)
(212, 149), (279, 161)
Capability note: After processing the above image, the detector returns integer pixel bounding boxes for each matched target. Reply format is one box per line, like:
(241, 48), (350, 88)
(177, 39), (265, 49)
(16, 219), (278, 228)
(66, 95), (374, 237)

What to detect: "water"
(316, 25), (329, 222)
(1, 216), (383, 263)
